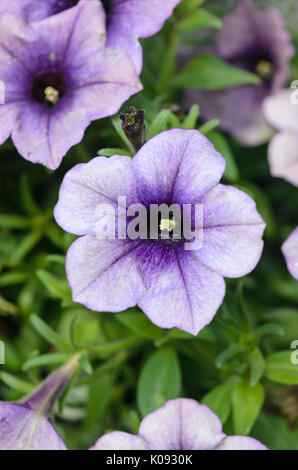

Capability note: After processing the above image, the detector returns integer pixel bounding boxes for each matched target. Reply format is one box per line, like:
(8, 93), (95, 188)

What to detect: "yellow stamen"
(44, 86), (59, 105)
(159, 218), (176, 232)
(255, 60), (273, 79)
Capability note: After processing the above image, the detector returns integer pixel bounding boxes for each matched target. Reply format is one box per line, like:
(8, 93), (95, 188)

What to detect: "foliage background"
(0, 0), (298, 450)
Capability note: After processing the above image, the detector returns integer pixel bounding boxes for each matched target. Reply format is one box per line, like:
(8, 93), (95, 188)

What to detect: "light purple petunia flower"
(282, 227), (298, 280)
(0, 355), (80, 450)
(184, 0), (294, 146)
(90, 398), (267, 450)
(263, 89), (298, 186)
(0, 0), (181, 74)
(54, 128), (265, 335)
(0, 1), (141, 169)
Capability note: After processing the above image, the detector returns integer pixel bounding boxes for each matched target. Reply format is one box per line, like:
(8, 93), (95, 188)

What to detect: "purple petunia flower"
(54, 128), (265, 335)
(282, 227), (298, 280)
(263, 89), (298, 186)
(0, 0), (181, 74)
(90, 398), (267, 450)
(0, 1), (141, 169)
(0, 355), (80, 450)
(184, 0), (294, 146)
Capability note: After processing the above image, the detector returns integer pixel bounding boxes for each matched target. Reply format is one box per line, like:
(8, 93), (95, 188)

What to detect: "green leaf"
(10, 231), (42, 265)
(22, 352), (73, 371)
(30, 314), (73, 352)
(232, 379), (264, 435)
(173, 55), (261, 90)
(264, 351), (298, 385)
(178, 8), (222, 32)
(0, 371), (35, 393)
(115, 309), (162, 340)
(36, 269), (72, 303)
(137, 346), (181, 417)
(202, 382), (232, 424)
(97, 147), (132, 157)
(216, 344), (243, 368)
(147, 109), (172, 139)
(249, 348), (265, 386)
(198, 119), (220, 135)
(79, 353), (93, 375)
(0, 214), (31, 230)
(208, 130), (239, 182)
(254, 323), (285, 342)
(181, 104), (199, 129)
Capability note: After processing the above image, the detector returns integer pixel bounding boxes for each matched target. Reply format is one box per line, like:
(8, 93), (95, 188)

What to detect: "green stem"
(157, 28), (181, 94)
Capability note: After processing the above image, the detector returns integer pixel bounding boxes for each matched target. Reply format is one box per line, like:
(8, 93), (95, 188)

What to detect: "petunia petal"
(263, 89), (298, 133)
(66, 236), (146, 312)
(108, 0), (181, 39)
(139, 399), (225, 450)
(0, 402), (66, 450)
(267, 132), (298, 187)
(281, 226), (298, 280)
(216, 435), (267, 450)
(90, 432), (148, 450)
(138, 245), (225, 335)
(194, 185), (265, 278)
(132, 128), (225, 206)
(54, 156), (137, 236)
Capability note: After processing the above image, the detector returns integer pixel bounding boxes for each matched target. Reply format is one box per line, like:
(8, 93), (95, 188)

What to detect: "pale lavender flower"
(54, 128), (265, 335)
(0, 0), (181, 74)
(282, 227), (298, 280)
(0, 356), (80, 450)
(263, 89), (298, 186)
(0, 2), (141, 169)
(184, 0), (294, 146)
(90, 398), (267, 450)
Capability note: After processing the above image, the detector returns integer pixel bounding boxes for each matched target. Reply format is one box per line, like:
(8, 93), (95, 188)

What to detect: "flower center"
(255, 60), (273, 79)
(159, 218), (176, 233)
(32, 72), (67, 108)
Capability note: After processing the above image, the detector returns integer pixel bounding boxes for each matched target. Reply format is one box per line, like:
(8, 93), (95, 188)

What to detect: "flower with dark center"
(0, 356), (80, 450)
(184, 0), (294, 146)
(91, 398), (267, 450)
(0, 0), (181, 74)
(54, 128), (265, 335)
(282, 227), (298, 280)
(0, 2), (141, 169)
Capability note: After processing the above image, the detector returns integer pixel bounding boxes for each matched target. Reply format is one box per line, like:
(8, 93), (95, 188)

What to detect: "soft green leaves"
(264, 350), (298, 385)
(232, 379), (264, 435)
(208, 130), (239, 182)
(173, 55), (261, 89)
(36, 269), (72, 305)
(137, 347), (181, 417)
(249, 348), (265, 386)
(178, 8), (222, 32)
(202, 382), (232, 424)
(115, 309), (162, 340)
(97, 147), (132, 157)
(30, 314), (73, 352)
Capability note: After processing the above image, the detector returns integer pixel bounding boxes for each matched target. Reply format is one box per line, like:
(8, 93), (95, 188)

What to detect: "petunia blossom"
(54, 128), (265, 335)
(281, 227), (298, 280)
(0, 0), (181, 74)
(263, 89), (298, 186)
(184, 0), (294, 146)
(91, 398), (267, 450)
(0, 355), (80, 450)
(0, 1), (141, 169)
